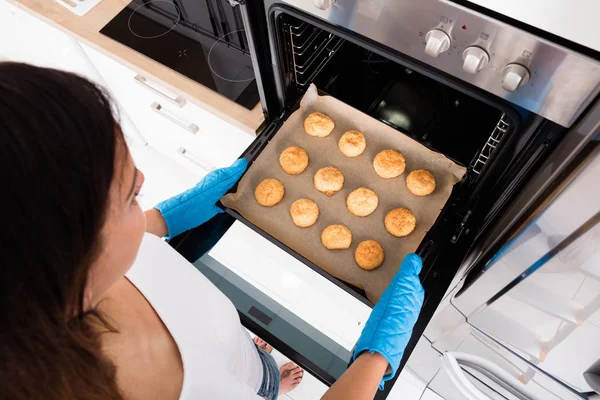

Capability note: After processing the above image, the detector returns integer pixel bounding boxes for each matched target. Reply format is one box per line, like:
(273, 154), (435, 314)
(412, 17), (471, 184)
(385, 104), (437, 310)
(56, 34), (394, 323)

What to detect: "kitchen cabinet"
(125, 137), (203, 211)
(0, 2), (94, 78)
(0, 2), (207, 211)
(79, 43), (254, 173)
(0, 1), (147, 144)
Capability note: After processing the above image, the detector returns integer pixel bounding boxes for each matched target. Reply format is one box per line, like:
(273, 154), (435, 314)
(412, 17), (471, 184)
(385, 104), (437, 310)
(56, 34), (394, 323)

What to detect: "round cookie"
(355, 240), (385, 270)
(406, 169), (436, 196)
(321, 225), (352, 249)
(279, 146), (309, 175)
(338, 130), (366, 157)
(304, 112), (335, 137)
(254, 178), (285, 207)
(373, 149), (406, 179)
(290, 199), (319, 228)
(385, 208), (416, 237)
(314, 166), (344, 196)
(346, 187), (379, 217)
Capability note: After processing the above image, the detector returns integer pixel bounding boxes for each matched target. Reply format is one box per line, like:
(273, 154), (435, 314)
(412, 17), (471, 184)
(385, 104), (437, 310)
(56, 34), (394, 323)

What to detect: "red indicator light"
(461, 24), (468, 30)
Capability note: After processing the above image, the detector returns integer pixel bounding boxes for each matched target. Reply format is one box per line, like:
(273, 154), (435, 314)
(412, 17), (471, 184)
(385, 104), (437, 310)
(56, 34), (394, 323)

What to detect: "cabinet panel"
(126, 138), (203, 211)
(80, 43), (254, 172)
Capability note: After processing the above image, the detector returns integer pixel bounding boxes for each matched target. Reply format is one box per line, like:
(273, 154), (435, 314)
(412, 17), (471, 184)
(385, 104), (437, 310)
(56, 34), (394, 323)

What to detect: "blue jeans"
(256, 344), (280, 399)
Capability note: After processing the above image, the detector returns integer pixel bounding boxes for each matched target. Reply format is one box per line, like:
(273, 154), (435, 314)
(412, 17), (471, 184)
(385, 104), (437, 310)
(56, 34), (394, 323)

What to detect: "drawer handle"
(178, 147), (214, 171)
(151, 102), (199, 134)
(135, 75), (186, 108)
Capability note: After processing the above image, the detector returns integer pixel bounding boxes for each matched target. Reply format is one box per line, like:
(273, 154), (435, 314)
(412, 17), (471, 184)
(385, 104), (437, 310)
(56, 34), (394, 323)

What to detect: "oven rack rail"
(470, 113), (510, 175)
(283, 19), (344, 88)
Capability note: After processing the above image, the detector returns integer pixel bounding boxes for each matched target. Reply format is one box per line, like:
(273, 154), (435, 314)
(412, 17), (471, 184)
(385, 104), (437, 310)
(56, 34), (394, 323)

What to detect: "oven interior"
(276, 14), (517, 186)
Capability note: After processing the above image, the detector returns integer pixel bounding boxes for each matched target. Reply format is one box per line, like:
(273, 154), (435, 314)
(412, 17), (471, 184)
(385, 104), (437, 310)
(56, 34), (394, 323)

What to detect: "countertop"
(10, 0), (265, 135)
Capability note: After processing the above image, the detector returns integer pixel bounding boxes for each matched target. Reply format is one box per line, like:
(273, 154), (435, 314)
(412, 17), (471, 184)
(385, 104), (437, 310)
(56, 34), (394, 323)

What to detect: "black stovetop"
(100, 0), (259, 110)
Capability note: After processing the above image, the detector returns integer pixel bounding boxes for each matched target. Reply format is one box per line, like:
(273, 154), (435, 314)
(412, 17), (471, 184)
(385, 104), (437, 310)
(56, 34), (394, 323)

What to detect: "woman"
(0, 63), (423, 400)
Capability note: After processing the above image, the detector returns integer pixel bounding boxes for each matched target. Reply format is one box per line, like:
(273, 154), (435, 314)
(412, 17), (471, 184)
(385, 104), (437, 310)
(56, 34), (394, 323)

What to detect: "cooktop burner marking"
(207, 29), (256, 83)
(128, 0), (181, 39)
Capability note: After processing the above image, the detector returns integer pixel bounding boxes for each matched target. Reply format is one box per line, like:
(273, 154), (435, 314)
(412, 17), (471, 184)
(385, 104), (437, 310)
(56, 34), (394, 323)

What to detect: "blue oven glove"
(154, 158), (248, 239)
(351, 253), (425, 390)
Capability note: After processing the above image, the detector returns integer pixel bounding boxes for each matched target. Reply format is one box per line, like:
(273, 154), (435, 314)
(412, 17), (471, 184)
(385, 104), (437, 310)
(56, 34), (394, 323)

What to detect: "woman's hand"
(321, 254), (424, 399)
(351, 253), (424, 389)
(152, 158), (248, 238)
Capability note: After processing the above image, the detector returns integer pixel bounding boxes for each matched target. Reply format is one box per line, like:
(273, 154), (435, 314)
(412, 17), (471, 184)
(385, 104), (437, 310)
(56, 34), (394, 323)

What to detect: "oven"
(169, 0), (600, 397)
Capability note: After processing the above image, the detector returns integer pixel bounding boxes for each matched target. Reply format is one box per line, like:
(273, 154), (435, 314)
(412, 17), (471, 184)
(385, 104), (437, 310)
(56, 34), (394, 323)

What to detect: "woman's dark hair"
(0, 63), (124, 399)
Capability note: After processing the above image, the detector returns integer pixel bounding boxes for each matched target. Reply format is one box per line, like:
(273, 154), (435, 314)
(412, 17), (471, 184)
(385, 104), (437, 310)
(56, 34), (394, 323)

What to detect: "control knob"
(501, 63), (530, 92)
(462, 46), (489, 75)
(313, 0), (336, 10)
(425, 29), (451, 57)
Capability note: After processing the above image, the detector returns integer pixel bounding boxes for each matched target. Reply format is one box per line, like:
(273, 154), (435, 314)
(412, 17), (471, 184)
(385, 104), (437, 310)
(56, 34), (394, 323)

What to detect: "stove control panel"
(279, 0), (600, 127)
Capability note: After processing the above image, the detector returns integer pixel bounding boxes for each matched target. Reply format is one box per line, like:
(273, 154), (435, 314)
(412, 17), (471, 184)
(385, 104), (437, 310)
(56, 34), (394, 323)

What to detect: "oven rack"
(283, 18), (345, 88)
(470, 113), (510, 175)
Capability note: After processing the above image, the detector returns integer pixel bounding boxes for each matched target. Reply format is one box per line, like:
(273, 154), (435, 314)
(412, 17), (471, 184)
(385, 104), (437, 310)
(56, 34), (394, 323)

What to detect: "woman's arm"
(321, 352), (389, 400)
(145, 209), (168, 237)
(321, 254), (424, 400)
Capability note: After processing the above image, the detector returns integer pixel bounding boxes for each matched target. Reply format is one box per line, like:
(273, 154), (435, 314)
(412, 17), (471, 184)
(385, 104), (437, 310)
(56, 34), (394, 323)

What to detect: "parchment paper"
(222, 84), (466, 303)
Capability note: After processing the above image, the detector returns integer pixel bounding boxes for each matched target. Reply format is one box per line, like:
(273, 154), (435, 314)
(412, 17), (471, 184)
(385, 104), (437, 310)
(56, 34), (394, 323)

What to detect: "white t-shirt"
(126, 233), (263, 399)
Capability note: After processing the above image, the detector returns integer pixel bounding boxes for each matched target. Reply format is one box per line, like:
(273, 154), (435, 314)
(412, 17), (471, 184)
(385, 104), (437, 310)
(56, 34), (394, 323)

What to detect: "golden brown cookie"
(304, 112), (335, 137)
(279, 146), (309, 175)
(346, 187), (379, 217)
(338, 130), (366, 157)
(254, 178), (285, 207)
(406, 169), (436, 196)
(384, 208), (417, 237)
(290, 199), (319, 228)
(314, 166), (344, 196)
(321, 225), (352, 249)
(373, 149), (406, 179)
(355, 240), (385, 270)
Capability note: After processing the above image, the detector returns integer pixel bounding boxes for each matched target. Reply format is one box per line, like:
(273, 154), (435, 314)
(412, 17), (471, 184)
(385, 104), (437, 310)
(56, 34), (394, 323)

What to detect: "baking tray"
(221, 84), (466, 304)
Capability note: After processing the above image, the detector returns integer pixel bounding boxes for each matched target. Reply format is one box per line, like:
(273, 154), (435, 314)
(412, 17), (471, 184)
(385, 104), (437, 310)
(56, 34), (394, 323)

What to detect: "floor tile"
(386, 376), (425, 400)
(420, 388), (445, 400)
(400, 368), (427, 393)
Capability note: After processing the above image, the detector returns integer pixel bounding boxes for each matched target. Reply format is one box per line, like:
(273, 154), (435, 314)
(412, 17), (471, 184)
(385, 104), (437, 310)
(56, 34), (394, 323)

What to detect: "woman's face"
(86, 140), (146, 307)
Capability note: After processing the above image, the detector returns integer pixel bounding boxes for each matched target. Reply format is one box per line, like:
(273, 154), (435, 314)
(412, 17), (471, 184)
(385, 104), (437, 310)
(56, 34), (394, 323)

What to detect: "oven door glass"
(177, 217), (371, 386)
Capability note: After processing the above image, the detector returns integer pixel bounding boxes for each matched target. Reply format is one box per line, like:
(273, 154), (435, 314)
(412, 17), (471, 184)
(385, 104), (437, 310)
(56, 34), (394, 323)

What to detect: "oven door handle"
(442, 352), (542, 400)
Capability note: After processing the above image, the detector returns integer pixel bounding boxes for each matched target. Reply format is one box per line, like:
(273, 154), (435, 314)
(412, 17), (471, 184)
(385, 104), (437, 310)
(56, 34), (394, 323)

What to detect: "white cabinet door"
(80, 43), (254, 172)
(0, 2), (147, 144)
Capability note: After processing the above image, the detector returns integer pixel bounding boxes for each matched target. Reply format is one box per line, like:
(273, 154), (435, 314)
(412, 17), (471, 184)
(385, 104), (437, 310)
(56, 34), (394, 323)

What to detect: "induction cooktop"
(100, 0), (260, 110)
